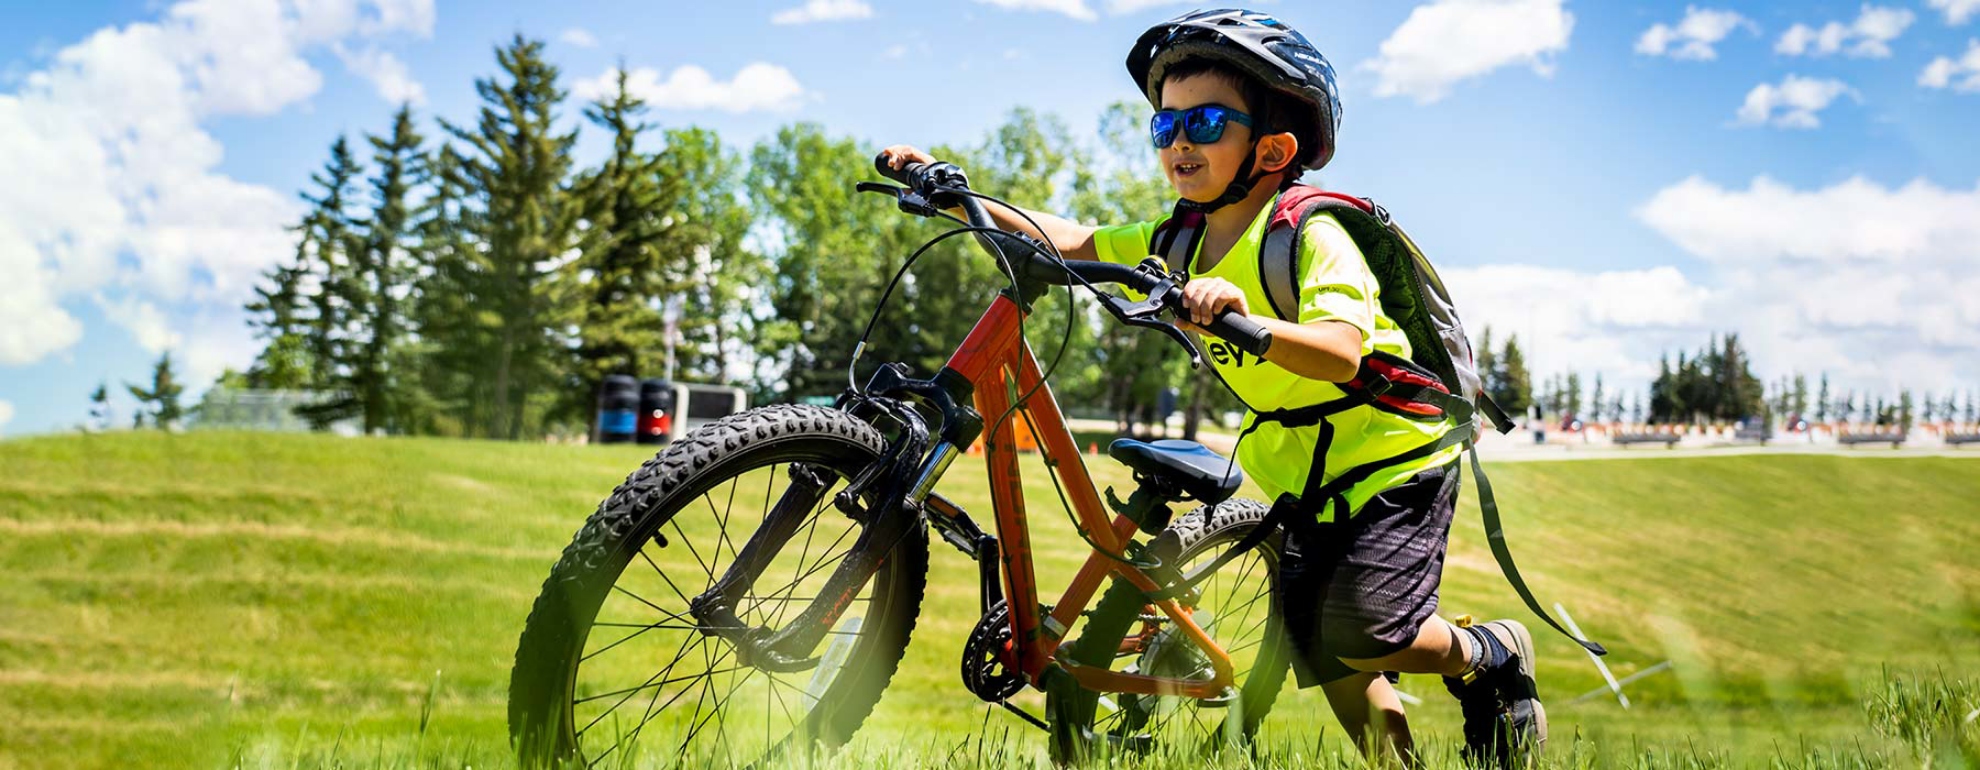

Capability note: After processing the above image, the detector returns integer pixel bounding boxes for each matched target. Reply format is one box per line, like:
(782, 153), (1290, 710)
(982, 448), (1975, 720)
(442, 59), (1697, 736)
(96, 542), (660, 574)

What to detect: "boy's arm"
(1255, 318), (1363, 382)
(1179, 283), (1362, 383)
(968, 199), (1102, 262)
(879, 145), (1099, 261)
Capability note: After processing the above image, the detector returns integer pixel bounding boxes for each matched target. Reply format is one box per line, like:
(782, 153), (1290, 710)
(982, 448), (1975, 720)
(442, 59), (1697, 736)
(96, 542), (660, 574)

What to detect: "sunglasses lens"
(1187, 106), (1228, 144)
(1150, 111), (1178, 148)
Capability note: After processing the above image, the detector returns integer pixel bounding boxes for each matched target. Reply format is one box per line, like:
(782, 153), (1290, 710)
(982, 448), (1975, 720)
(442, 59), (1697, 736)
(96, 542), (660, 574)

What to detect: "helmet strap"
(1176, 140), (1266, 216)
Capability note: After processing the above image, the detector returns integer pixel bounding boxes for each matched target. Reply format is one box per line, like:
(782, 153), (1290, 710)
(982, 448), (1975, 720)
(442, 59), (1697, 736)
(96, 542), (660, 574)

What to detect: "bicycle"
(509, 157), (1293, 768)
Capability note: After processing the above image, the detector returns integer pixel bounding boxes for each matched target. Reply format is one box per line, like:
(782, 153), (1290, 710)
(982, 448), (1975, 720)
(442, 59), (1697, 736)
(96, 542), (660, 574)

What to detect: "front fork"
(688, 366), (980, 672)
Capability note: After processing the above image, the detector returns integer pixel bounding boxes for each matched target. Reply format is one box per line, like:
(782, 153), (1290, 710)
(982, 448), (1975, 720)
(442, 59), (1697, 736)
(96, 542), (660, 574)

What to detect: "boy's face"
(1158, 73), (1256, 204)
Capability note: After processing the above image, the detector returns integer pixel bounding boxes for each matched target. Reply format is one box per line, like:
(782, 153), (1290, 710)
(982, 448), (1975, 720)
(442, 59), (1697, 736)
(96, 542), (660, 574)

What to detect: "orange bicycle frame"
(935, 292), (1234, 699)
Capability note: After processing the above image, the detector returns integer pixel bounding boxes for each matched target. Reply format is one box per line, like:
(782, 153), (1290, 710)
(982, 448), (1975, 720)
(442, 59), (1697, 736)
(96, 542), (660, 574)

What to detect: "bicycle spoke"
(589, 646), (737, 766)
(561, 448), (896, 770)
(576, 633), (709, 736)
(671, 518), (715, 580)
(634, 550), (696, 609)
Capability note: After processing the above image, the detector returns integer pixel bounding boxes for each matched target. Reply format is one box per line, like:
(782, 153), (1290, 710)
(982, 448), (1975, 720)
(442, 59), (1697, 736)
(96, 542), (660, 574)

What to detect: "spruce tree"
(1816, 373), (1830, 423)
(441, 35), (582, 439)
(1565, 371), (1583, 422)
(126, 352), (186, 430)
(408, 143), (488, 435)
(1589, 373), (1604, 423)
(1650, 355), (1674, 423)
(570, 68), (673, 430)
(301, 137), (365, 390)
(349, 104), (426, 434)
(89, 382), (110, 431)
(244, 249), (316, 389)
(1496, 335), (1532, 417)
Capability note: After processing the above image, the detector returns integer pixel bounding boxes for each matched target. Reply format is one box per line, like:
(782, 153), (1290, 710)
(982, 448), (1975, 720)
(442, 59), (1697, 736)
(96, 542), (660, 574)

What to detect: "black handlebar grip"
(1205, 308), (1273, 358)
(875, 154), (922, 186)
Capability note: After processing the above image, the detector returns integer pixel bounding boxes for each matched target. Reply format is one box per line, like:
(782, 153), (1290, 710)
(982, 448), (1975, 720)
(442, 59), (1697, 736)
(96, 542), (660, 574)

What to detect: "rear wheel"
(509, 405), (928, 769)
(1048, 498), (1290, 762)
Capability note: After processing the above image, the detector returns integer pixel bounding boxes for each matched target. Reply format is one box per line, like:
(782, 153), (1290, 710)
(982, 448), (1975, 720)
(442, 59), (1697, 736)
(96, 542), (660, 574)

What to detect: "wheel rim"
(562, 448), (896, 769)
(1094, 538), (1283, 752)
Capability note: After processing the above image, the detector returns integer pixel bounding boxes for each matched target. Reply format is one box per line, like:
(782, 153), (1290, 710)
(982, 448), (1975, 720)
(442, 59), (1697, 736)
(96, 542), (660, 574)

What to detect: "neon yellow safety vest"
(1091, 191), (1463, 520)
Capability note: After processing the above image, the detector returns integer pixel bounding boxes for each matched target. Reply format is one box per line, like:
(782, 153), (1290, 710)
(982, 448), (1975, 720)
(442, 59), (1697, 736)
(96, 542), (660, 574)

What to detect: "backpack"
(1153, 185), (1607, 656)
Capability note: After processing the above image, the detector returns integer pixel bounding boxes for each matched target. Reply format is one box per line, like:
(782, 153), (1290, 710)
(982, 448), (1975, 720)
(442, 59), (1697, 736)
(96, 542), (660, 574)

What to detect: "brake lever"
(1125, 314), (1204, 368)
(854, 181), (940, 218)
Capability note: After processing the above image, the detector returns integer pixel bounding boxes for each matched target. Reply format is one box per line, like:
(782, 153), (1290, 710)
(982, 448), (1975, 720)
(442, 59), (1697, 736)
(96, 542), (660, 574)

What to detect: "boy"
(883, 9), (1542, 766)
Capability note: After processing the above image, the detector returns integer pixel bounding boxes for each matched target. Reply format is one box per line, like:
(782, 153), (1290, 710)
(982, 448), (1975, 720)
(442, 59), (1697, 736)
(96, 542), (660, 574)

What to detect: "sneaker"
(1442, 619), (1546, 767)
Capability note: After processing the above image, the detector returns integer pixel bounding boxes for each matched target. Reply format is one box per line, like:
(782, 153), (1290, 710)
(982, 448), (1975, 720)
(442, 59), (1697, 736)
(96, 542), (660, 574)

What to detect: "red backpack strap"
(1258, 185), (1376, 321)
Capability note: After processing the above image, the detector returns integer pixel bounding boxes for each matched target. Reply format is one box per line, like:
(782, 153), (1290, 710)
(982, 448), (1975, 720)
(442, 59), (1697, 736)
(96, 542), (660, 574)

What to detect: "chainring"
(960, 601), (1026, 702)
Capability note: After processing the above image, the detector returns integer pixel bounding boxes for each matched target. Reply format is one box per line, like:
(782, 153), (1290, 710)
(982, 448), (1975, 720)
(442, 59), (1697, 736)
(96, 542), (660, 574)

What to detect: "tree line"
(101, 34), (1957, 440)
(219, 35), (1222, 440)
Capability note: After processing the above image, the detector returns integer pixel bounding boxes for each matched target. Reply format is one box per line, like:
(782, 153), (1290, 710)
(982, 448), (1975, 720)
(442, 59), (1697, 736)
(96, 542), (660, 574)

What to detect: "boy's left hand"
(1177, 277), (1249, 331)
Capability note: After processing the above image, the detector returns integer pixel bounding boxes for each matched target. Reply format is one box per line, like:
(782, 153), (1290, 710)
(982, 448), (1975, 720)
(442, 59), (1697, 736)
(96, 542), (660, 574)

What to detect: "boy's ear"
(1257, 132), (1299, 174)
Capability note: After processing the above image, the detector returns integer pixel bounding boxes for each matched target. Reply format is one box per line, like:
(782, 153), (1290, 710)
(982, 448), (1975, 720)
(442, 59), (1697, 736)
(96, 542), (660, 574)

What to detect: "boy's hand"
(879, 145), (938, 172)
(1177, 277), (1249, 331)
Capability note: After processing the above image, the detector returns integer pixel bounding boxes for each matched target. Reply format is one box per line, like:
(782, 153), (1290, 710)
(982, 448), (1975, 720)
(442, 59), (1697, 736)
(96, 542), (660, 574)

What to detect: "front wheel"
(508, 405), (928, 769)
(1048, 498), (1291, 762)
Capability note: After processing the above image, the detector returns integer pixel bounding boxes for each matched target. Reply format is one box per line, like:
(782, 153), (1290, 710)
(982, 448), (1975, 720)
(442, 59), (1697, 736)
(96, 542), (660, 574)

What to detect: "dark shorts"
(1278, 461), (1460, 687)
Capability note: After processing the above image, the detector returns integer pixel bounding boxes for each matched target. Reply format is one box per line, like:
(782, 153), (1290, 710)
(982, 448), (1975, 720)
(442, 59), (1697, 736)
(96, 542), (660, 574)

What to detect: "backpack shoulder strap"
(1259, 186), (1380, 322)
(1149, 204), (1205, 276)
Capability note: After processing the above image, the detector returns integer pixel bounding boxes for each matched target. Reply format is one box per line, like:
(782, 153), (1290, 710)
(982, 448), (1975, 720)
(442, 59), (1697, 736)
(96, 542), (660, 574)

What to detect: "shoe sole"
(1489, 620), (1547, 756)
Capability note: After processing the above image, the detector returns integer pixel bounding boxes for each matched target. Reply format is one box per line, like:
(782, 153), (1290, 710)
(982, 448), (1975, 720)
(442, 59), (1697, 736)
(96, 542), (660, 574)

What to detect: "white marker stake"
(1553, 602), (1627, 709)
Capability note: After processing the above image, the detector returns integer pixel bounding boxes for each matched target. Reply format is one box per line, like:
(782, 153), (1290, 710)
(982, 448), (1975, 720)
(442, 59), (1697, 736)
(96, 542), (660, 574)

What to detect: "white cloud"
(972, 0), (1097, 22)
(1636, 7), (1755, 61)
(1639, 175), (1980, 264)
(558, 27), (597, 48)
(1362, 0), (1574, 104)
(882, 44), (910, 59)
(1776, 5), (1915, 58)
(1449, 175), (1980, 398)
(1446, 265), (1714, 384)
(95, 294), (185, 353)
(573, 64), (806, 113)
(1920, 39), (1980, 91)
(0, 0), (432, 372)
(1627, 175), (1980, 390)
(771, 0), (874, 25)
(334, 44), (425, 105)
(0, 400), (13, 435)
(1928, 0), (1980, 25)
(1734, 75), (1855, 129)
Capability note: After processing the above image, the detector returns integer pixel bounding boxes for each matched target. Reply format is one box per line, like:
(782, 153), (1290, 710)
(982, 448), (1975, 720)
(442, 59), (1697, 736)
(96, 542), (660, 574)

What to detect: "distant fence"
(191, 389), (357, 435)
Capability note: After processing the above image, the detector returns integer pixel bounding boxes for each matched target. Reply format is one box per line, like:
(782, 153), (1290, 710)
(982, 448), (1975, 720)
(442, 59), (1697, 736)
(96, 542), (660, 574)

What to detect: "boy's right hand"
(878, 145), (938, 172)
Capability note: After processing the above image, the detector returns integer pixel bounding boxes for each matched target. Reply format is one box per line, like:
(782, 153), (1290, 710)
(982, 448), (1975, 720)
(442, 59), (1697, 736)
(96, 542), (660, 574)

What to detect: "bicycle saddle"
(1107, 439), (1244, 505)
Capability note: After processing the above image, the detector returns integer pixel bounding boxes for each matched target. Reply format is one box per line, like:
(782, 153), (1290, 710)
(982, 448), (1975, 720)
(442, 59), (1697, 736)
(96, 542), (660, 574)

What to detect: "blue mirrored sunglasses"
(1149, 105), (1254, 149)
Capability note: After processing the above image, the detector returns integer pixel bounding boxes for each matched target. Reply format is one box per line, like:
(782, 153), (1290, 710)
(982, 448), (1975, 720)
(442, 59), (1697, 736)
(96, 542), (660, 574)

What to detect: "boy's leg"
(1319, 671), (1416, 768)
(1309, 462), (1546, 766)
(1337, 613), (1470, 676)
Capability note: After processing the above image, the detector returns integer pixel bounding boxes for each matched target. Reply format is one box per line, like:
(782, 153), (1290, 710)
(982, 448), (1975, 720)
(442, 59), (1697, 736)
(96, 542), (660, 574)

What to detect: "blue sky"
(4, 0), (1979, 435)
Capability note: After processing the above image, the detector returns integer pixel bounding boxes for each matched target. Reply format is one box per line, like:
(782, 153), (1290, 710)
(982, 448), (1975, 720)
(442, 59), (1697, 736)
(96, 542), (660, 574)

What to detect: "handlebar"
(868, 153), (1273, 359)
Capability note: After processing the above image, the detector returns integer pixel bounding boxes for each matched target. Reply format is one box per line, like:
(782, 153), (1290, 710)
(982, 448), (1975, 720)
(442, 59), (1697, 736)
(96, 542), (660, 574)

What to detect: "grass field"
(0, 430), (1975, 769)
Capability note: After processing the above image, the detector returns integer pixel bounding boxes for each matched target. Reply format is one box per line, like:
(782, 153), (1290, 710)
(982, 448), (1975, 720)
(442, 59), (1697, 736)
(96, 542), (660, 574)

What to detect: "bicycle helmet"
(1127, 9), (1342, 173)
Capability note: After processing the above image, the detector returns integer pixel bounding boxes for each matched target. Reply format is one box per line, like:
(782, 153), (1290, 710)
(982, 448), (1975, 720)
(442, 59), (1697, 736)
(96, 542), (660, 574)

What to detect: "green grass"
(0, 431), (1975, 768)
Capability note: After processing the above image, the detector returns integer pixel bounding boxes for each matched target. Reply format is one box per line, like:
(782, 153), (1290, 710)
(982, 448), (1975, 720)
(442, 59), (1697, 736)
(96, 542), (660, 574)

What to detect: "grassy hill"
(0, 431), (1974, 768)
